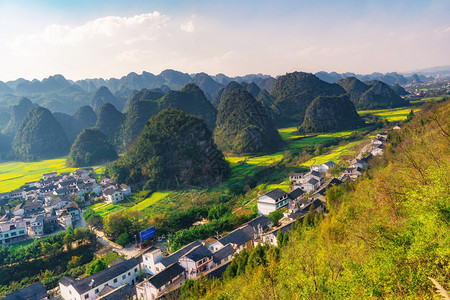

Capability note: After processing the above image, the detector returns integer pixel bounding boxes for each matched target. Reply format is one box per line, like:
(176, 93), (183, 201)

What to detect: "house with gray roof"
(3, 281), (47, 300)
(135, 263), (185, 300)
(59, 258), (139, 300)
(257, 188), (290, 215)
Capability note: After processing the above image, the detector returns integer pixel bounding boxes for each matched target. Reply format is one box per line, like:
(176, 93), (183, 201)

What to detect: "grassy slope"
(358, 107), (421, 122)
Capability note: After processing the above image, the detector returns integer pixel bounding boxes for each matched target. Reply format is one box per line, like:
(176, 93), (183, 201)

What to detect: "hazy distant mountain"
(192, 72), (224, 101)
(91, 86), (125, 112)
(2, 97), (35, 137)
(403, 65), (450, 78)
(0, 81), (12, 94)
(337, 77), (408, 109)
(391, 84), (409, 96)
(271, 72), (346, 127)
(315, 71), (433, 85)
(73, 105), (97, 128)
(257, 77), (276, 93)
(16, 74), (71, 94)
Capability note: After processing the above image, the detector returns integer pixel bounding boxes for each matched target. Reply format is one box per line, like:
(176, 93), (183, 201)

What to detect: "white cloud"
(180, 21), (195, 33)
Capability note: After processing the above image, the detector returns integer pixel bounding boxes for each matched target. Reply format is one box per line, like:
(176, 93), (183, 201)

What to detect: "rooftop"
(263, 188), (288, 200)
(212, 244), (235, 264)
(59, 258), (139, 294)
(148, 263), (185, 290)
(183, 245), (213, 262)
(3, 281), (47, 300)
(159, 240), (202, 267)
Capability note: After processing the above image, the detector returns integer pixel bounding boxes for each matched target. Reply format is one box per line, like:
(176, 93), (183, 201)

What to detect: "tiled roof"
(3, 281), (47, 300)
(148, 263), (185, 290)
(183, 245), (213, 262)
(263, 188), (288, 200)
(212, 244), (235, 264)
(159, 240), (202, 267)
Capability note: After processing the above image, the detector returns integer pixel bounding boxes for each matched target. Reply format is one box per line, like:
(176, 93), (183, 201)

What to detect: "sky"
(0, 0), (449, 81)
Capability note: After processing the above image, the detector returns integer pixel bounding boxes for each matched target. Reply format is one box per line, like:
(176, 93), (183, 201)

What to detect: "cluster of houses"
(0, 169), (131, 246)
(56, 215), (275, 300)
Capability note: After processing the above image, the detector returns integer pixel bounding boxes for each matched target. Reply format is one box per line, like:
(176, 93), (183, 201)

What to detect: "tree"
(87, 259), (106, 275)
(116, 233), (130, 246)
(67, 256), (82, 269)
(63, 233), (75, 249)
(268, 210), (284, 226)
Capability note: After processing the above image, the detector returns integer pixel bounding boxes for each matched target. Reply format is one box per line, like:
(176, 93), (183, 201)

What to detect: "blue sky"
(0, 0), (448, 80)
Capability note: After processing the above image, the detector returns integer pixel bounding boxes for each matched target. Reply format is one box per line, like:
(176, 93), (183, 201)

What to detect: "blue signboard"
(140, 226), (156, 242)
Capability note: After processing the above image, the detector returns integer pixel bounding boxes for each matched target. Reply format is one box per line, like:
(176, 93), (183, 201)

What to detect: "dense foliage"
(67, 128), (118, 167)
(2, 97), (34, 137)
(12, 106), (70, 160)
(214, 87), (282, 154)
(121, 83), (217, 148)
(106, 108), (230, 188)
(182, 100), (450, 299)
(301, 95), (364, 132)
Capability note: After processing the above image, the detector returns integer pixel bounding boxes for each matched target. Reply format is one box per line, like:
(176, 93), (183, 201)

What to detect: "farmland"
(358, 107), (421, 122)
(0, 157), (77, 193)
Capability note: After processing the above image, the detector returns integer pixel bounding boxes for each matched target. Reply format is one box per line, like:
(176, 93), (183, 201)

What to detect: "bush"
(116, 233), (130, 246)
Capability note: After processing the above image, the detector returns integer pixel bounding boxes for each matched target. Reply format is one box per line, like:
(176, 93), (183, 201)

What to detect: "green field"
(302, 140), (363, 166)
(358, 107), (421, 122)
(0, 157), (78, 193)
(127, 191), (172, 212)
(87, 191), (173, 217)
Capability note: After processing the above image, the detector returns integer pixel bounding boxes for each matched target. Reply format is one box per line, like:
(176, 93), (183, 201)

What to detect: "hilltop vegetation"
(271, 72), (346, 126)
(12, 106), (70, 161)
(214, 87), (282, 154)
(182, 100), (450, 299)
(67, 128), (118, 167)
(106, 108), (230, 189)
(301, 95), (364, 132)
(95, 103), (124, 146)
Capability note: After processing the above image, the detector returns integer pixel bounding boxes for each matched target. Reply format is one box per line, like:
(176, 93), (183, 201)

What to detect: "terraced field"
(0, 157), (77, 193)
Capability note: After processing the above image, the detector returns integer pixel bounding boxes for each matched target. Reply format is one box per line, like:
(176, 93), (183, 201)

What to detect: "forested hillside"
(182, 100), (450, 299)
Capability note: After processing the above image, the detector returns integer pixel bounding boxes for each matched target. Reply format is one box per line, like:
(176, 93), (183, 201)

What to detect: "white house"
(120, 184), (131, 196)
(178, 245), (214, 279)
(135, 263), (185, 300)
(59, 258), (140, 300)
(0, 221), (27, 245)
(310, 161), (337, 173)
(27, 215), (44, 236)
(43, 172), (57, 180)
(103, 188), (124, 204)
(257, 188), (289, 215)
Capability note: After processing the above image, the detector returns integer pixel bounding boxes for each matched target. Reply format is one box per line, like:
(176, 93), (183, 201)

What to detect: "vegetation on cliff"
(105, 108), (230, 189)
(67, 128), (118, 167)
(12, 106), (70, 160)
(301, 95), (364, 132)
(214, 87), (282, 154)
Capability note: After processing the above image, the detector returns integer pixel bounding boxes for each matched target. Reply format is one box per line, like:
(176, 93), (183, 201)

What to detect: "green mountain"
(337, 77), (408, 109)
(2, 97), (35, 137)
(12, 106), (70, 160)
(391, 84), (409, 96)
(67, 128), (118, 167)
(95, 103), (124, 146)
(106, 108), (230, 188)
(212, 81), (242, 108)
(271, 72), (346, 127)
(214, 87), (282, 154)
(121, 84), (217, 148)
(301, 95), (364, 132)
(53, 112), (84, 143)
(192, 72), (224, 101)
(91, 86), (125, 112)
(73, 105), (97, 127)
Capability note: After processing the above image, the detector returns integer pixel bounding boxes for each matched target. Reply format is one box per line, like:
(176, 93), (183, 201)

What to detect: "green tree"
(268, 210), (284, 226)
(63, 233), (75, 249)
(67, 256), (82, 269)
(116, 233), (130, 246)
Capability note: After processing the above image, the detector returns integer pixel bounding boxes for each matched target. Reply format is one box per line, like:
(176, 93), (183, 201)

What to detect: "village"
(0, 169), (131, 246)
(3, 131), (389, 300)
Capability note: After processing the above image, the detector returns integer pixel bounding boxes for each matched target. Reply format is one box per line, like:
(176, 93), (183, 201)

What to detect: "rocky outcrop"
(214, 87), (282, 154)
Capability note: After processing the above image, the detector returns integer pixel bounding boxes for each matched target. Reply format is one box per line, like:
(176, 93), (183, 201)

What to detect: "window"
(122, 275), (126, 280)
(19, 230), (25, 234)
(11, 232), (17, 237)
(135, 268), (138, 272)
(145, 257), (148, 261)
(156, 267), (159, 272)
(84, 294), (89, 299)
(113, 278), (118, 283)
(95, 289), (99, 294)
